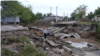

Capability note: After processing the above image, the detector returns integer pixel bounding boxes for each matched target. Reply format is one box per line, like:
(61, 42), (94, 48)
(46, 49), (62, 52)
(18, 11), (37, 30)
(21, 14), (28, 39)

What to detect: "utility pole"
(63, 12), (65, 21)
(50, 7), (52, 14)
(50, 7), (52, 19)
(67, 14), (68, 21)
(56, 6), (59, 22)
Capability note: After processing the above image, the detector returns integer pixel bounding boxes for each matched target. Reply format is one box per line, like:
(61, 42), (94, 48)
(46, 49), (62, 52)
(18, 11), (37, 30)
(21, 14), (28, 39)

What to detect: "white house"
(94, 15), (100, 22)
(44, 15), (63, 21)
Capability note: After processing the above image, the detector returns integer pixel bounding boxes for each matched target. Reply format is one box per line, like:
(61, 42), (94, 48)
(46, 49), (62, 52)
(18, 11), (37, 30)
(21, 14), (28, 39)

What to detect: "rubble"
(66, 41), (88, 48)
(53, 48), (64, 54)
(53, 27), (65, 33)
(63, 46), (72, 53)
(1, 21), (100, 56)
(54, 33), (71, 38)
(70, 33), (81, 39)
(46, 40), (59, 47)
(29, 26), (100, 56)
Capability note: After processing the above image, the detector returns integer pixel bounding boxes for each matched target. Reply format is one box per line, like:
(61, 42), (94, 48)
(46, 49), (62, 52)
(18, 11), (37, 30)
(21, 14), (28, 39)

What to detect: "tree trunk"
(14, 17), (16, 25)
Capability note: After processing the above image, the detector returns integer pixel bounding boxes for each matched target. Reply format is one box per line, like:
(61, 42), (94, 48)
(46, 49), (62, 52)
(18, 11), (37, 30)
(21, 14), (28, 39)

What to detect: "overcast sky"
(18, 0), (100, 17)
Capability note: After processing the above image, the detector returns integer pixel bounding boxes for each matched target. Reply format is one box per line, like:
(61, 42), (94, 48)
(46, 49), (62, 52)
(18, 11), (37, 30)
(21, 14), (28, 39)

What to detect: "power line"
(24, 0), (52, 7)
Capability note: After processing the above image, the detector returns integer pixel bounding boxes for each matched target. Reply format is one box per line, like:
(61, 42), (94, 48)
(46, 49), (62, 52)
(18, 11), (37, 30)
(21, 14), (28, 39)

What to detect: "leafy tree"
(71, 4), (88, 20)
(75, 4), (87, 14)
(43, 14), (46, 17)
(78, 11), (85, 18)
(47, 13), (52, 16)
(94, 7), (100, 15)
(35, 12), (43, 20)
(64, 16), (69, 20)
(1, 1), (21, 24)
(87, 7), (100, 20)
(30, 13), (35, 23)
(1, 1), (35, 25)
(10, 1), (22, 24)
(19, 6), (33, 24)
(87, 12), (94, 19)
(42, 14), (46, 19)
(70, 12), (76, 20)
(1, 1), (8, 24)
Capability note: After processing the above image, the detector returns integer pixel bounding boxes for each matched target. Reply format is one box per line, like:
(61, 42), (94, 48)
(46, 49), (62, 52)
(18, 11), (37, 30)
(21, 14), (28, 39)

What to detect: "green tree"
(47, 13), (52, 16)
(43, 14), (46, 17)
(1, 1), (35, 25)
(1, 1), (20, 24)
(64, 16), (69, 20)
(70, 12), (76, 20)
(72, 4), (88, 19)
(35, 12), (43, 20)
(30, 13), (35, 23)
(10, 1), (21, 24)
(94, 7), (100, 15)
(87, 12), (94, 19)
(1, 1), (8, 24)
(42, 14), (46, 19)
(19, 6), (33, 24)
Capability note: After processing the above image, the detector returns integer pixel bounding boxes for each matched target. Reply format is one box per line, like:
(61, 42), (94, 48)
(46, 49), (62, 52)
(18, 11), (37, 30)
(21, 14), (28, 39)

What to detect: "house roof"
(45, 15), (62, 18)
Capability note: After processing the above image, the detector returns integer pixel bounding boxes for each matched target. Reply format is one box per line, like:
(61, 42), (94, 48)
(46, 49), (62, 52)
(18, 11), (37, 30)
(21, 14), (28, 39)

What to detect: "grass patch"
(3, 36), (47, 56)
(1, 48), (15, 56)
(19, 44), (47, 56)
(5, 36), (30, 44)
(79, 22), (92, 25)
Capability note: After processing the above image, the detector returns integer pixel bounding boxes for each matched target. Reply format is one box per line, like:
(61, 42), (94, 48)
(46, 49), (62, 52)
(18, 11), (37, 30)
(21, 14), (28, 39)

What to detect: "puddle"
(66, 41), (88, 48)
(85, 52), (100, 56)
(91, 50), (100, 56)
(63, 38), (100, 48)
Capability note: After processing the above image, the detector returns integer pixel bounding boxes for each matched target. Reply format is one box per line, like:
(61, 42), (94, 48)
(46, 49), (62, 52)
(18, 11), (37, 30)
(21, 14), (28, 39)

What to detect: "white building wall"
(44, 16), (61, 20)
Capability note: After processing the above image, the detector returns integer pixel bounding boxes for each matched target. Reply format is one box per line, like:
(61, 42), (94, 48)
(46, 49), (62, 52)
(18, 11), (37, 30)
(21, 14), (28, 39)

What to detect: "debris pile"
(29, 25), (100, 56)
(1, 30), (47, 56)
(1, 21), (100, 56)
(79, 18), (91, 22)
(27, 19), (56, 27)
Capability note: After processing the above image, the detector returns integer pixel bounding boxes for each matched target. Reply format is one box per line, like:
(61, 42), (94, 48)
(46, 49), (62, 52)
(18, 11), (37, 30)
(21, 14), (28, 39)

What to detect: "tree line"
(70, 4), (100, 20)
(87, 7), (100, 19)
(1, 1), (100, 25)
(1, 1), (52, 25)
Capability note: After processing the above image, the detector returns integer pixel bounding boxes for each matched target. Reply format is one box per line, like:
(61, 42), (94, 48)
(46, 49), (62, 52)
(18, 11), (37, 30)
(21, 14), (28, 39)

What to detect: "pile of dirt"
(80, 18), (91, 22)
(30, 29), (43, 37)
(82, 31), (96, 40)
(27, 19), (56, 27)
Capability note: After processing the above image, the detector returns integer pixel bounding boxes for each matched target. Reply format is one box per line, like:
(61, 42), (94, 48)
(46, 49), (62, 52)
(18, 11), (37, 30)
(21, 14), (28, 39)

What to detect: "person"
(47, 28), (50, 37)
(43, 28), (47, 40)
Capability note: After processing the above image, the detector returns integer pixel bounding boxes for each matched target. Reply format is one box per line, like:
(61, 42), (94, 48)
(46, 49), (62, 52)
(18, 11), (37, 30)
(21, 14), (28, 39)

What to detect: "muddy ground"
(28, 21), (100, 56)
(63, 38), (100, 48)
